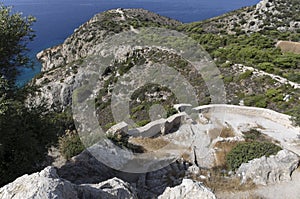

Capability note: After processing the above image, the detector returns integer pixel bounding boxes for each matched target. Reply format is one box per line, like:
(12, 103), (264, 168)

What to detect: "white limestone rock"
(237, 149), (300, 185)
(173, 104), (192, 112)
(158, 179), (216, 199)
(106, 121), (128, 136)
(0, 167), (137, 199)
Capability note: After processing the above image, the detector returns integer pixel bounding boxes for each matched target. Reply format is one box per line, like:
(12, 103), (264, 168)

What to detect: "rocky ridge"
(37, 8), (181, 72)
(184, 0), (300, 34)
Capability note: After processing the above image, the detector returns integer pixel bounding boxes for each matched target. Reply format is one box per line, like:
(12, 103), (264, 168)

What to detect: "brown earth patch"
(213, 140), (239, 167)
(276, 40), (300, 54)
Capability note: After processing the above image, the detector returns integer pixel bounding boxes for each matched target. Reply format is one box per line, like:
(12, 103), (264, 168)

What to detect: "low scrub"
(58, 130), (85, 160)
(226, 141), (282, 171)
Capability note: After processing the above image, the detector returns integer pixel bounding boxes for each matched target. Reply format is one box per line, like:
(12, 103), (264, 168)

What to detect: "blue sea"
(2, 0), (260, 84)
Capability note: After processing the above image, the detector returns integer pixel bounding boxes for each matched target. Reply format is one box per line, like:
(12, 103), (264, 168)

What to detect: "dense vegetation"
(0, 5), (82, 186)
(0, 4), (36, 82)
(58, 130), (85, 160)
(0, 78), (70, 185)
(226, 141), (282, 171)
(177, 24), (300, 125)
(178, 30), (300, 83)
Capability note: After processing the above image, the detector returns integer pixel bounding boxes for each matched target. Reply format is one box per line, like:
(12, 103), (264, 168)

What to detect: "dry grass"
(208, 126), (235, 140)
(220, 127), (236, 138)
(129, 136), (169, 152)
(213, 140), (239, 167)
(276, 40), (300, 54)
(190, 167), (256, 195)
(200, 167), (257, 193)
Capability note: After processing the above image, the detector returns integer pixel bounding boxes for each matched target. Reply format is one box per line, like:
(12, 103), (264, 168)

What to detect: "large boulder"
(0, 167), (137, 199)
(158, 179), (216, 199)
(237, 149), (300, 185)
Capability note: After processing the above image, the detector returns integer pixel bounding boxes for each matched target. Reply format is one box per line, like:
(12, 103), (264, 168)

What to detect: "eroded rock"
(237, 149), (300, 185)
(158, 179), (216, 199)
(0, 167), (138, 199)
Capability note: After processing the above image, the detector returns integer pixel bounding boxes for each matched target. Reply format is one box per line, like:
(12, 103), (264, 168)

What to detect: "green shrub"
(243, 129), (261, 141)
(244, 94), (267, 108)
(58, 130), (85, 160)
(223, 75), (233, 83)
(257, 62), (274, 72)
(220, 61), (233, 68)
(226, 142), (282, 171)
(238, 70), (253, 80)
(166, 107), (178, 117)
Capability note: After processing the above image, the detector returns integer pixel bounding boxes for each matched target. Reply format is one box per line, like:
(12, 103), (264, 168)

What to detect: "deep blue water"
(3, 0), (260, 84)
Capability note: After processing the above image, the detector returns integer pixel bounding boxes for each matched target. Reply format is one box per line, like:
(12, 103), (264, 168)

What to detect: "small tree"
(0, 4), (36, 83)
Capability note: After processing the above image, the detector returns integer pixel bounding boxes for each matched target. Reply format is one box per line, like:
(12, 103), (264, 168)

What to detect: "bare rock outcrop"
(158, 179), (216, 199)
(0, 166), (137, 199)
(128, 112), (187, 137)
(195, 0), (300, 34)
(237, 149), (300, 185)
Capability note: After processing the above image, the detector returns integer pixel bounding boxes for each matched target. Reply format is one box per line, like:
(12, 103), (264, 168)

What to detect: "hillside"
(4, 0), (300, 198)
(32, 3), (300, 126)
(181, 0), (300, 34)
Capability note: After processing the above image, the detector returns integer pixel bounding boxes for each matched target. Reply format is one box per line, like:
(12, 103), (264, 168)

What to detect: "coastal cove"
(3, 0), (259, 84)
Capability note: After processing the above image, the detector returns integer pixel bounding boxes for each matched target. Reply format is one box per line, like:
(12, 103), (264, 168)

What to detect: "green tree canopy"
(0, 4), (36, 83)
(0, 5), (66, 186)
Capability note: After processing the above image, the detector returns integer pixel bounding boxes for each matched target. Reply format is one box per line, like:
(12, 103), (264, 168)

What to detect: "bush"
(166, 107), (178, 117)
(226, 142), (282, 171)
(244, 94), (267, 108)
(238, 70), (253, 80)
(58, 130), (85, 160)
(257, 62), (274, 72)
(243, 129), (261, 141)
(223, 75), (233, 83)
